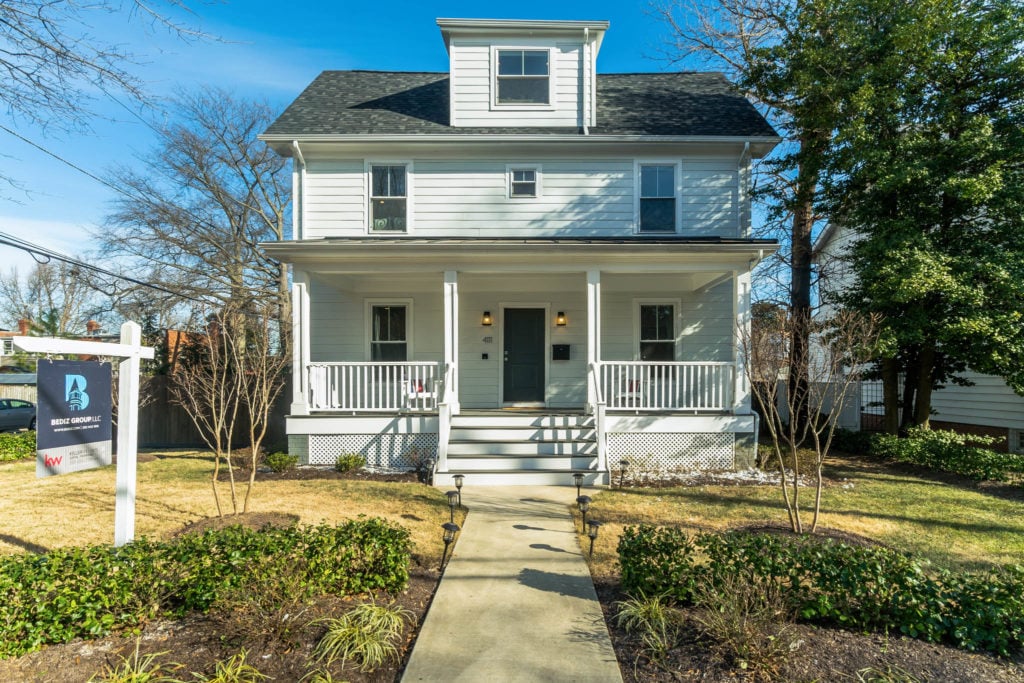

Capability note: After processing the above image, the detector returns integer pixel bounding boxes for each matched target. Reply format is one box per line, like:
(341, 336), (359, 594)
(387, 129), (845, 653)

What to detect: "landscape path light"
(576, 495), (592, 533)
(619, 459), (629, 488)
(572, 471), (584, 498)
(586, 520), (602, 558)
(453, 474), (465, 507)
(446, 490), (459, 522)
(440, 522), (460, 570)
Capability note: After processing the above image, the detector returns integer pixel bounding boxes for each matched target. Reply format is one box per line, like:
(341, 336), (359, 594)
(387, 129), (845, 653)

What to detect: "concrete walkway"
(402, 486), (623, 682)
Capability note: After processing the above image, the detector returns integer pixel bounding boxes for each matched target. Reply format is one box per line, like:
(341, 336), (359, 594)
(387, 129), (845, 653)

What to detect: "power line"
(0, 230), (207, 303)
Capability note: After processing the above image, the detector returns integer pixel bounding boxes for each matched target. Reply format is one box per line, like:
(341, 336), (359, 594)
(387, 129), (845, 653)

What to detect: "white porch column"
(443, 270), (460, 413)
(586, 269), (602, 405)
(290, 270), (310, 416)
(733, 269), (752, 412)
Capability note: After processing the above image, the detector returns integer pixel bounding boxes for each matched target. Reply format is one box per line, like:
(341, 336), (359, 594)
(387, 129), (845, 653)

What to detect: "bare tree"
(745, 308), (880, 533)
(99, 88), (291, 338)
(170, 309), (244, 517)
(0, 262), (103, 334)
(170, 304), (289, 516)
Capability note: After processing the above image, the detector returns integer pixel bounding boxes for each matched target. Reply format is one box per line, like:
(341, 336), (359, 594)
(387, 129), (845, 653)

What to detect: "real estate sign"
(36, 360), (112, 478)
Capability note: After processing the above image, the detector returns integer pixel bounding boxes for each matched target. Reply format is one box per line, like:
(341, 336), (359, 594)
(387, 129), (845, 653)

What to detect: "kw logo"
(43, 454), (63, 467)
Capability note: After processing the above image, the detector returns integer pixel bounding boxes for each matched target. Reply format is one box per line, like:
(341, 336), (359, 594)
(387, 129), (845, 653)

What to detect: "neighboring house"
(259, 18), (781, 484)
(815, 222), (1024, 454)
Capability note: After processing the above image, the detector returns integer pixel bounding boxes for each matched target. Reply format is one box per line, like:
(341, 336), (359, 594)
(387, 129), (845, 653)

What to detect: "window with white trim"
(1011, 429), (1024, 455)
(496, 49), (550, 105)
(370, 165), (407, 232)
(508, 166), (539, 198)
(0, 338), (12, 356)
(639, 164), (677, 233)
(639, 304), (675, 361)
(370, 305), (407, 361)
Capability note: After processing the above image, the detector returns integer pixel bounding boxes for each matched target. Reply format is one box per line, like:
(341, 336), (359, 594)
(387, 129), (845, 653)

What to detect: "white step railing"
(600, 361), (734, 411)
(308, 362), (440, 412)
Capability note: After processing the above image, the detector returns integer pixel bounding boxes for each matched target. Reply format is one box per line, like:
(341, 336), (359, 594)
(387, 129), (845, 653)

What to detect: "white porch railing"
(600, 361), (735, 411)
(308, 362), (441, 412)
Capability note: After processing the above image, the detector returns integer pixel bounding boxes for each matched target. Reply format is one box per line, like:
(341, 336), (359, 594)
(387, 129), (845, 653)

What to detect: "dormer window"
(496, 49), (550, 105)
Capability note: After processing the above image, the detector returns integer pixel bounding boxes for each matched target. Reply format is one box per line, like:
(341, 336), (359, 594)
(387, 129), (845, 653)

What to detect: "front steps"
(434, 412), (607, 486)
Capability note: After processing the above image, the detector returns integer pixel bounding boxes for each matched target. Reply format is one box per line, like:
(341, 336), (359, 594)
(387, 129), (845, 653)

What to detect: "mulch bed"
(214, 464), (422, 484)
(594, 580), (1024, 682)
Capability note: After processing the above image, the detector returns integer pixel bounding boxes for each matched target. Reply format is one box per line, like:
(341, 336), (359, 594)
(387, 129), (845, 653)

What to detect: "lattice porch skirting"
(607, 432), (736, 471)
(304, 433), (438, 469)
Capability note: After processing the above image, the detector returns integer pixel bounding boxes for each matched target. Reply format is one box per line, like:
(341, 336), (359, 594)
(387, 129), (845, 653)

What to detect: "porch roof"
(262, 236), (778, 272)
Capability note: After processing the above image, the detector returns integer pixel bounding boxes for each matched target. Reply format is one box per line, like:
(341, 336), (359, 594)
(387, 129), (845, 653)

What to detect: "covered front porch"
(265, 238), (773, 483)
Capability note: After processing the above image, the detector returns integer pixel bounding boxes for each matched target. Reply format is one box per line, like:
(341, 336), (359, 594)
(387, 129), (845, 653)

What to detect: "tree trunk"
(788, 151), (817, 437)
(900, 352), (919, 432)
(913, 344), (936, 428)
(881, 357), (900, 434)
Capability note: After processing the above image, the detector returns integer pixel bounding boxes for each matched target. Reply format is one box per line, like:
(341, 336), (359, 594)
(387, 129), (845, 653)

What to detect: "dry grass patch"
(0, 450), (459, 564)
(577, 455), (1024, 579)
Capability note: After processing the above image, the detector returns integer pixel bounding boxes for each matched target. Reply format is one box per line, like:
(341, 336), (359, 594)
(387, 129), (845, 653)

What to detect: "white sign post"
(14, 321), (155, 547)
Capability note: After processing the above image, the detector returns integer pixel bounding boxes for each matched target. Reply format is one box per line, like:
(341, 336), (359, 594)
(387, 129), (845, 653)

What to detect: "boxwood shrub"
(619, 525), (1024, 656)
(0, 518), (410, 658)
(0, 431), (35, 462)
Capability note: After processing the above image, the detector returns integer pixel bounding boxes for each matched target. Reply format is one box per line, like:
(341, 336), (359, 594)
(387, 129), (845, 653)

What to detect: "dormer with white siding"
(438, 18), (607, 129)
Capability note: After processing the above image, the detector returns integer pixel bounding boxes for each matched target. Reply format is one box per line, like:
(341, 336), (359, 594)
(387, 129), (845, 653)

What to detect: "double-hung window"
(508, 166), (539, 198)
(370, 305), (407, 361)
(496, 49), (550, 105)
(370, 165), (407, 232)
(639, 164), (677, 233)
(639, 304), (675, 362)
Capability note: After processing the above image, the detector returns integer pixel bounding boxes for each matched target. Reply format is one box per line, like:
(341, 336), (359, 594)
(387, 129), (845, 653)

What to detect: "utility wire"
(0, 230), (207, 303)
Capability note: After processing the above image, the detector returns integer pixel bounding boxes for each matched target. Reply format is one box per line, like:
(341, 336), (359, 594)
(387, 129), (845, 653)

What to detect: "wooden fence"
(0, 375), (290, 450)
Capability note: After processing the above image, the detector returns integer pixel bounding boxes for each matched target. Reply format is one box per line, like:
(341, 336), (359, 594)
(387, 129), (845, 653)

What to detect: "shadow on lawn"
(0, 533), (48, 554)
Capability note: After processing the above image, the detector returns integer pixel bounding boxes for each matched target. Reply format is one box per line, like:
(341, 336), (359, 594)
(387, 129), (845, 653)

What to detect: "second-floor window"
(371, 165), (407, 232)
(639, 164), (677, 233)
(496, 49), (550, 105)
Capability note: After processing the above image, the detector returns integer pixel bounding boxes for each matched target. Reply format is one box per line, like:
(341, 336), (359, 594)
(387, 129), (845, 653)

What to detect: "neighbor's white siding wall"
(450, 39), (584, 128)
(302, 156), (744, 239)
(930, 374), (1024, 430)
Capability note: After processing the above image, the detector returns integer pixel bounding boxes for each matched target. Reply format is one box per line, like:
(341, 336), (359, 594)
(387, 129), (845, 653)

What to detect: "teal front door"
(503, 308), (545, 403)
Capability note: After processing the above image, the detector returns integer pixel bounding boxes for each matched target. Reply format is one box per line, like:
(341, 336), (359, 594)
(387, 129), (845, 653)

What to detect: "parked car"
(0, 398), (35, 431)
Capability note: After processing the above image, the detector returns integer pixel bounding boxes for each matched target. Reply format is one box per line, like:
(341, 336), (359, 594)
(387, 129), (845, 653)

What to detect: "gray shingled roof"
(263, 71), (778, 138)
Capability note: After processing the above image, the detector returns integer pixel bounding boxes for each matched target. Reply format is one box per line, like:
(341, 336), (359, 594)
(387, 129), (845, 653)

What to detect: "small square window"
(509, 168), (539, 198)
(1011, 429), (1024, 455)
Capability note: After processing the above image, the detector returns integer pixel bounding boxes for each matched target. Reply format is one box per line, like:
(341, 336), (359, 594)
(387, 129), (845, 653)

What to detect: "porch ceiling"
(264, 237), (777, 274)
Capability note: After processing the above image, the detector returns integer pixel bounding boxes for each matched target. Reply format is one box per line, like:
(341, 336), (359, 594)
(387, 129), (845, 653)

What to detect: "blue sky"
(0, 0), (689, 274)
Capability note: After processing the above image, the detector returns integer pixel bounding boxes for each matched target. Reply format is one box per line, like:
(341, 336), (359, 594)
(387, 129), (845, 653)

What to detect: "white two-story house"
(260, 18), (780, 485)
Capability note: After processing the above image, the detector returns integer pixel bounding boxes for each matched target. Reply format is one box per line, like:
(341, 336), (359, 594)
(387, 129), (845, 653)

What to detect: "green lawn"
(579, 454), (1024, 578)
(0, 450), (459, 564)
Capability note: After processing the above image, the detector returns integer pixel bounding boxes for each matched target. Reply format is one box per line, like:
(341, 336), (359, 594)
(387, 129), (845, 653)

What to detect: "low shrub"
(0, 431), (35, 462)
(312, 601), (413, 673)
(618, 526), (1024, 656)
(0, 519), (411, 659)
(871, 427), (1024, 482)
(830, 427), (875, 455)
(335, 453), (366, 473)
(263, 451), (298, 473)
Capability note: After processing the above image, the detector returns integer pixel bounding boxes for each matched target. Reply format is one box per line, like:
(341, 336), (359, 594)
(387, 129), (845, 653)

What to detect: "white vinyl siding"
(926, 373), (1024, 430)
(301, 156), (746, 239)
(451, 39), (583, 127)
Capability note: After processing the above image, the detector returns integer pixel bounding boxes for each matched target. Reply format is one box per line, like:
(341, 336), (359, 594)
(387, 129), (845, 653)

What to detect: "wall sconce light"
(482, 311), (493, 326)
(555, 311), (567, 326)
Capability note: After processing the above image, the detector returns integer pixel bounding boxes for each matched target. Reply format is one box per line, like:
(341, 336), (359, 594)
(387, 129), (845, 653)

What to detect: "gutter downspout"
(292, 140), (307, 241)
(582, 27), (590, 135)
